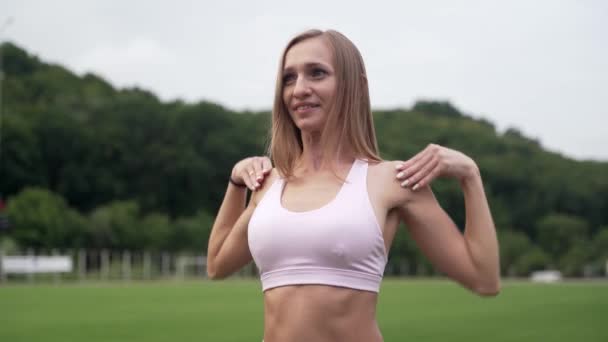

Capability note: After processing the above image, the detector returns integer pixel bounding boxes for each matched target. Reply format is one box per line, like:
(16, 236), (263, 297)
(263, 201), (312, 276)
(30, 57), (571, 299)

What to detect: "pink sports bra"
(248, 159), (388, 293)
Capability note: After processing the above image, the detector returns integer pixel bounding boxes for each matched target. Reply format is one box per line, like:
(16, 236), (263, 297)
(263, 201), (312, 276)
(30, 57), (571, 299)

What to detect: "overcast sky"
(2, 0), (607, 161)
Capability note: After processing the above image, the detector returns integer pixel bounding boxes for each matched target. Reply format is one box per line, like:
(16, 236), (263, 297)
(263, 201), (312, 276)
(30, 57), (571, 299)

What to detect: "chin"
(294, 120), (325, 133)
(291, 115), (326, 133)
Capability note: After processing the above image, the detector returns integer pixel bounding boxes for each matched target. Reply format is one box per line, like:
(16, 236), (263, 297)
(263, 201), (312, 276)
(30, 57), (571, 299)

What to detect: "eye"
(283, 73), (296, 85)
(311, 68), (327, 78)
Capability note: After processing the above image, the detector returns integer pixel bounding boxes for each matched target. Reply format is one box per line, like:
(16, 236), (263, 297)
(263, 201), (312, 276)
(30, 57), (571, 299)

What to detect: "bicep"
(398, 186), (478, 290)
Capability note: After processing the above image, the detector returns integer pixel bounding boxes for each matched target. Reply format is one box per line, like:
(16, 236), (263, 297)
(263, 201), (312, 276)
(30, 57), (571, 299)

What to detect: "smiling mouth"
(294, 104), (320, 112)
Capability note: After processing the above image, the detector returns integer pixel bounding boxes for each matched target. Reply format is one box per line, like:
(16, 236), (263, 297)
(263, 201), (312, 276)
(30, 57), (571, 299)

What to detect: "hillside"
(1, 42), (607, 276)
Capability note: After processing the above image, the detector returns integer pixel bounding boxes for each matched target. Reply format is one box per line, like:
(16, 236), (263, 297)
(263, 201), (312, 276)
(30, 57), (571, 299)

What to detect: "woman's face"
(282, 37), (337, 133)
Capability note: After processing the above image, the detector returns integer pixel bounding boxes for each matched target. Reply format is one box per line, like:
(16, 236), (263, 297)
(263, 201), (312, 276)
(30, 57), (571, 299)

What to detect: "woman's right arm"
(206, 185), (254, 279)
(206, 157), (272, 279)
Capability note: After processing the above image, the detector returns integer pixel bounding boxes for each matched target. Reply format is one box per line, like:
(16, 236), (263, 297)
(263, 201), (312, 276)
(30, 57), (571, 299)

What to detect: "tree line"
(1, 42), (607, 277)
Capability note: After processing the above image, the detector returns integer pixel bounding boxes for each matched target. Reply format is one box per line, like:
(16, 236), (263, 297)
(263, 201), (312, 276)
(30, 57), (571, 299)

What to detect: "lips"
(293, 102), (320, 113)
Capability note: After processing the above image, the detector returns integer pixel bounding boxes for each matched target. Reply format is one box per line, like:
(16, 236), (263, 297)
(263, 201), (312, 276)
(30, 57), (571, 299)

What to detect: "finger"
(401, 155), (435, 187)
(394, 161), (406, 171)
(397, 150), (433, 181)
(244, 168), (259, 191)
(410, 156), (439, 189)
(396, 144), (436, 171)
(256, 158), (272, 184)
(252, 158), (264, 181)
(413, 164), (442, 190)
(396, 152), (422, 171)
(396, 147), (433, 176)
(262, 157), (273, 174)
(240, 170), (253, 191)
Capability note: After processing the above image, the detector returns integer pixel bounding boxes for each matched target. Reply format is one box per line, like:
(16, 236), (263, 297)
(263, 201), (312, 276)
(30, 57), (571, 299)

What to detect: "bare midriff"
(262, 284), (383, 342)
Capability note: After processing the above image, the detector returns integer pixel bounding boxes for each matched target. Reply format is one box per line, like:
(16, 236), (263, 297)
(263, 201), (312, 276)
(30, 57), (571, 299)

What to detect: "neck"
(298, 130), (354, 172)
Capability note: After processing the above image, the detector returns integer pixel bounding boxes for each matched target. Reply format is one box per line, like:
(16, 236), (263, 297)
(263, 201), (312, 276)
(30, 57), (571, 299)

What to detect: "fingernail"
(396, 172), (404, 179)
(412, 184), (419, 191)
(401, 179), (409, 187)
(395, 164), (403, 170)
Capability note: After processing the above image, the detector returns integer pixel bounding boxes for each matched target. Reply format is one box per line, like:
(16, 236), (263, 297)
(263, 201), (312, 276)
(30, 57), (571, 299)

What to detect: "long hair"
(268, 29), (381, 179)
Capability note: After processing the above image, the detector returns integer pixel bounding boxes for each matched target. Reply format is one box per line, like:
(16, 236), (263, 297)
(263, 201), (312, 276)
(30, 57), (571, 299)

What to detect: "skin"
(207, 36), (500, 342)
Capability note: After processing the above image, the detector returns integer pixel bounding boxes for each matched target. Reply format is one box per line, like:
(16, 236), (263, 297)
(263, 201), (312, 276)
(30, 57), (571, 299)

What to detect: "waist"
(263, 284), (382, 342)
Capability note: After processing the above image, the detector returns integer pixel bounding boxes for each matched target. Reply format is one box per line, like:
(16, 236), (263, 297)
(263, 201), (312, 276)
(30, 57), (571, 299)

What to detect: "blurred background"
(0, 1), (607, 341)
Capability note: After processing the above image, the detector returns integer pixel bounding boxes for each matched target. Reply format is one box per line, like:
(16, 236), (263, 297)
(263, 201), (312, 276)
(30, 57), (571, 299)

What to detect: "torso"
(251, 159), (405, 342)
(263, 285), (382, 342)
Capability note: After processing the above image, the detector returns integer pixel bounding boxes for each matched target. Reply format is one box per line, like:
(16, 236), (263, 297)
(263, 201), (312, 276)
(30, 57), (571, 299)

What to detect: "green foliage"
(589, 228), (608, 275)
(0, 236), (20, 254)
(592, 228), (608, 259)
(412, 100), (464, 118)
(88, 201), (141, 249)
(559, 240), (592, 277)
(168, 211), (214, 252)
(513, 247), (550, 276)
(6, 188), (87, 249)
(139, 213), (171, 251)
(536, 213), (589, 259)
(2, 42), (40, 75)
(1, 114), (45, 194)
(2, 42), (608, 262)
(497, 229), (532, 276)
(86, 201), (212, 251)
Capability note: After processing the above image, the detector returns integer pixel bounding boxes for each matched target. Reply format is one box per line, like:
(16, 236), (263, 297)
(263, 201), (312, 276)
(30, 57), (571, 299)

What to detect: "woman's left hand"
(395, 144), (479, 191)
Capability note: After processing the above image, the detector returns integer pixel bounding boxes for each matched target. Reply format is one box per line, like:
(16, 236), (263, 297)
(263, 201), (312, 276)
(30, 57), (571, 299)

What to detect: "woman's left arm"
(394, 144), (500, 296)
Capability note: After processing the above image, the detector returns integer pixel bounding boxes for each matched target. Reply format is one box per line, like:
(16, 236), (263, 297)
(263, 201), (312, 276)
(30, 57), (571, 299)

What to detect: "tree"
(3, 42), (608, 259)
(139, 213), (171, 251)
(559, 240), (592, 277)
(536, 213), (589, 260)
(88, 201), (140, 250)
(6, 188), (86, 249)
(590, 228), (608, 276)
(167, 210), (214, 252)
(514, 247), (550, 276)
(497, 229), (532, 276)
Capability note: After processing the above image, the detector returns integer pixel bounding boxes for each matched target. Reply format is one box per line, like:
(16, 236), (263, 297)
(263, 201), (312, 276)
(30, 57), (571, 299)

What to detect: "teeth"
(296, 105), (316, 110)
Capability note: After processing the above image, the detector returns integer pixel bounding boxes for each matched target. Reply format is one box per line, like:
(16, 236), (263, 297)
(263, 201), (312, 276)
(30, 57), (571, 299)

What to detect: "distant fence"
(0, 248), (257, 283)
(1, 248), (607, 284)
(0, 249), (443, 284)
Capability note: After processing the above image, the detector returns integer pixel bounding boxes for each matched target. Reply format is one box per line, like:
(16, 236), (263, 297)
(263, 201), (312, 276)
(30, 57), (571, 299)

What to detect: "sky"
(2, 0), (607, 161)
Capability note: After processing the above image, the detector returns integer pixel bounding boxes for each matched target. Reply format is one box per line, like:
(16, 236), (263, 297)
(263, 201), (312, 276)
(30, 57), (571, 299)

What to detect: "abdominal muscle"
(262, 284), (383, 342)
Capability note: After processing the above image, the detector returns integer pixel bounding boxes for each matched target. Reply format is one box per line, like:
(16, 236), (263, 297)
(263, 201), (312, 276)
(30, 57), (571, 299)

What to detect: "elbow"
(474, 285), (501, 297)
(207, 269), (226, 280)
(472, 278), (501, 297)
(206, 262), (225, 280)
(206, 269), (218, 280)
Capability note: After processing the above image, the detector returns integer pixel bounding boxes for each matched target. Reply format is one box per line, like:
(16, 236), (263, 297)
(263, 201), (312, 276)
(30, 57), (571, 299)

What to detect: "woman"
(207, 29), (500, 342)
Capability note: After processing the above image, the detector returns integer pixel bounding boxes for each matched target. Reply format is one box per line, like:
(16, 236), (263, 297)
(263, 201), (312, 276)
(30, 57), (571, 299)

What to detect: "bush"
(6, 187), (87, 249)
(498, 229), (531, 276)
(559, 240), (592, 277)
(514, 246), (550, 276)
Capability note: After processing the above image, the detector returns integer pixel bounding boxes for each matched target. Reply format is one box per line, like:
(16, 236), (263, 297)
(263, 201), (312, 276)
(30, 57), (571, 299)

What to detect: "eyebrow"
(283, 62), (331, 73)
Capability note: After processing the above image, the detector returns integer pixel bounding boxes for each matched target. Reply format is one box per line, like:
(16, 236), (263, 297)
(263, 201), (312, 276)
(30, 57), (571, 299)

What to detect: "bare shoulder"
(367, 160), (402, 179)
(251, 168), (280, 206)
(367, 160), (415, 210)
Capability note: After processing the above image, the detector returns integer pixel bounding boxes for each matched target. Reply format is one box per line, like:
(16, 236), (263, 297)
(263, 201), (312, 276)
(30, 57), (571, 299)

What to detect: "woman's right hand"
(231, 156), (273, 191)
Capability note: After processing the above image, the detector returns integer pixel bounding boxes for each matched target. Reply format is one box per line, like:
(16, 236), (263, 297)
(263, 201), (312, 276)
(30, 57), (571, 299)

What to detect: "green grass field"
(0, 278), (606, 341)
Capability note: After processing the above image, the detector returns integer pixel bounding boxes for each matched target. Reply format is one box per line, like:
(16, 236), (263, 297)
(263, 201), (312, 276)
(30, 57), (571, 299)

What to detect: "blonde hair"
(268, 29), (381, 179)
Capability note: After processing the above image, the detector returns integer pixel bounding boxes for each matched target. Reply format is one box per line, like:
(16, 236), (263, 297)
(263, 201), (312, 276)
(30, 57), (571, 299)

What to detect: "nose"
(293, 75), (311, 99)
